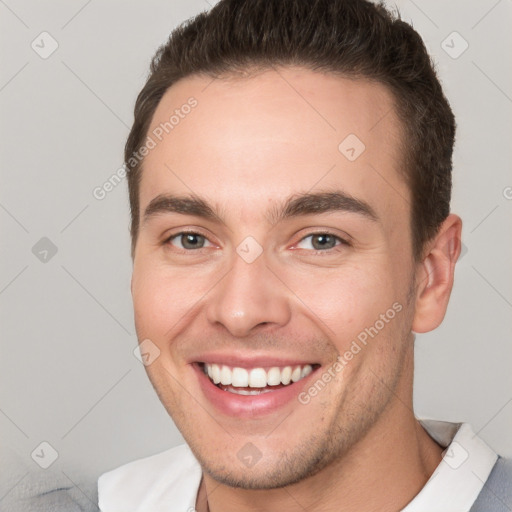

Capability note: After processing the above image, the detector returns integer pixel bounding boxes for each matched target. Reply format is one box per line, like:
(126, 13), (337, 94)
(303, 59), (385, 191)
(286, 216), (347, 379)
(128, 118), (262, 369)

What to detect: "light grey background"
(1, 0), (511, 506)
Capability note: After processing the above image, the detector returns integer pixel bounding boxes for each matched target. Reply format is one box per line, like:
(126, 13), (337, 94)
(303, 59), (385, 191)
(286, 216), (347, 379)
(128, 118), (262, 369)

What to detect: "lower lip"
(193, 364), (317, 417)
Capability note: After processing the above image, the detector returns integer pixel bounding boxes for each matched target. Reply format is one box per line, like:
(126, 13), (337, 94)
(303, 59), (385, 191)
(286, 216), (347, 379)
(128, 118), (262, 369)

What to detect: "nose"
(205, 250), (292, 338)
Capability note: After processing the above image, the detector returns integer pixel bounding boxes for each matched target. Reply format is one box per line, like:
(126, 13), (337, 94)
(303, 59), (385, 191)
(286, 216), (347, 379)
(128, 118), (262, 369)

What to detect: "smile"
(193, 360), (320, 416)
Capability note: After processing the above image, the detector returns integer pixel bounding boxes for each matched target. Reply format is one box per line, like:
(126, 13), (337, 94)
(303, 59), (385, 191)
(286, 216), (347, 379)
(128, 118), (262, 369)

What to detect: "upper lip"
(189, 352), (319, 369)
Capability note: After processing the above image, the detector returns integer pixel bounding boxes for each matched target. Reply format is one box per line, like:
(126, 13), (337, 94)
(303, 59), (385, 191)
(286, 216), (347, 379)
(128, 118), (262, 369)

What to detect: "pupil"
(313, 234), (335, 250)
(183, 234), (203, 249)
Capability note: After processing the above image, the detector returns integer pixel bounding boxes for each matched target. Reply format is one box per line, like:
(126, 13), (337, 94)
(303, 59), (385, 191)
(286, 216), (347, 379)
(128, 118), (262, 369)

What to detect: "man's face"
(131, 67), (417, 488)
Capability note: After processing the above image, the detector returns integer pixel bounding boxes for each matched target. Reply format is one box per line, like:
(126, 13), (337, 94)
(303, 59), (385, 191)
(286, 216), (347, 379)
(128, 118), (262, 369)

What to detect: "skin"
(131, 67), (462, 511)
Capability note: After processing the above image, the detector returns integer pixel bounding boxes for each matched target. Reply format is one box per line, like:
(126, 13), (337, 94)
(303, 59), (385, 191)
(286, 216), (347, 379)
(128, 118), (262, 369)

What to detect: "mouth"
(193, 360), (320, 416)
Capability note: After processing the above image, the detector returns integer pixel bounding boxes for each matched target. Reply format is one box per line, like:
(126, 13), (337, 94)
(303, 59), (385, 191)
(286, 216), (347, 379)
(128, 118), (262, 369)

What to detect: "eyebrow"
(143, 190), (378, 226)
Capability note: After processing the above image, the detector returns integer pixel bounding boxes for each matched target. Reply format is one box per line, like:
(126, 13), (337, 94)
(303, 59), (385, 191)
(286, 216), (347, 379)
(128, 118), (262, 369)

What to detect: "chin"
(202, 465), (308, 490)
(192, 439), (336, 490)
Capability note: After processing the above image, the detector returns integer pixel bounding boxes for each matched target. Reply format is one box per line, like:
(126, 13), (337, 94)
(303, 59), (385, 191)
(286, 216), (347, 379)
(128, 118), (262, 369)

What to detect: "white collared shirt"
(403, 419), (497, 511)
(98, 419), (498, 512)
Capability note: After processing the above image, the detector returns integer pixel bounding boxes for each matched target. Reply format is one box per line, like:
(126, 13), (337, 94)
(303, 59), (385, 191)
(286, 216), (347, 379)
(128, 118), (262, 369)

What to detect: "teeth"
(281, 366), (292, 385)
(220, 365), (231, 385)
(301, 365), (313, 379)
(232, 367), (249, 387)
(211, 364), (221, 384)
(223, 386), (274, 395)
(203, 363), (314, 388)
(248, 368), (267, 388)
(291, 366), (302, 382)
(267, 367), (281, 386)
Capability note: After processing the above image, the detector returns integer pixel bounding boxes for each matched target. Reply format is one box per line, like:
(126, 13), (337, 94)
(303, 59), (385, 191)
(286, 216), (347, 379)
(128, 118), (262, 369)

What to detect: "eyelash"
(163, 230), (351, 254)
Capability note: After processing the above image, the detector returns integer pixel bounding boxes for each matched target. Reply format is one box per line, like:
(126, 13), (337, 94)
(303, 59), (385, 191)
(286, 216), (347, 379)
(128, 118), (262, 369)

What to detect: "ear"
(412, 214), (463, 333)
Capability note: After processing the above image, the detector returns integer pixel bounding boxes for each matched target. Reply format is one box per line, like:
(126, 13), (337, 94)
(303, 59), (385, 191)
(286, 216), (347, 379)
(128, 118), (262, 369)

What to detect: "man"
(98, 0), (511, 510)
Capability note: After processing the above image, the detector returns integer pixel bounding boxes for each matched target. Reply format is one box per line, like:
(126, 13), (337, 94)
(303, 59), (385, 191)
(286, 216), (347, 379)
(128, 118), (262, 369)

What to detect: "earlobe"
(412, 214), (463, 334)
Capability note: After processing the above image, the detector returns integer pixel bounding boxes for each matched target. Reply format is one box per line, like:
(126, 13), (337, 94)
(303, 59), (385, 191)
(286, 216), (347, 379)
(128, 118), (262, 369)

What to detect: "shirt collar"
(402, 419), (498, 511)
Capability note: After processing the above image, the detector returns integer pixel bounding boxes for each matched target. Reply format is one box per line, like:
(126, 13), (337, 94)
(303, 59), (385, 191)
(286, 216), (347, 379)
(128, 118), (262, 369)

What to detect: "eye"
(166, 232), (213, 250)
(295, 233), (347, 251)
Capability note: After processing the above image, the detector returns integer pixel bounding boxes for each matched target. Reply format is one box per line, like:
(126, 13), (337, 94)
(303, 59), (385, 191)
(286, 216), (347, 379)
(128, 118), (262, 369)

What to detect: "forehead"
(140, 67), (409, 225)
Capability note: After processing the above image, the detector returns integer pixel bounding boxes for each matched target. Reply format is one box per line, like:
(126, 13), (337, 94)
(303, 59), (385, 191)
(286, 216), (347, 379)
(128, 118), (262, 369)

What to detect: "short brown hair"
(125, 0), (455, 260)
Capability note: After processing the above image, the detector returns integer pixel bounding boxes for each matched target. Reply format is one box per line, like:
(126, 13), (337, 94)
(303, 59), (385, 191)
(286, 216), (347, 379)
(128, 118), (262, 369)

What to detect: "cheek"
(285, 263), (400, 349)
(132, 262), (212, 344)
(132, 265), (187, 342)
